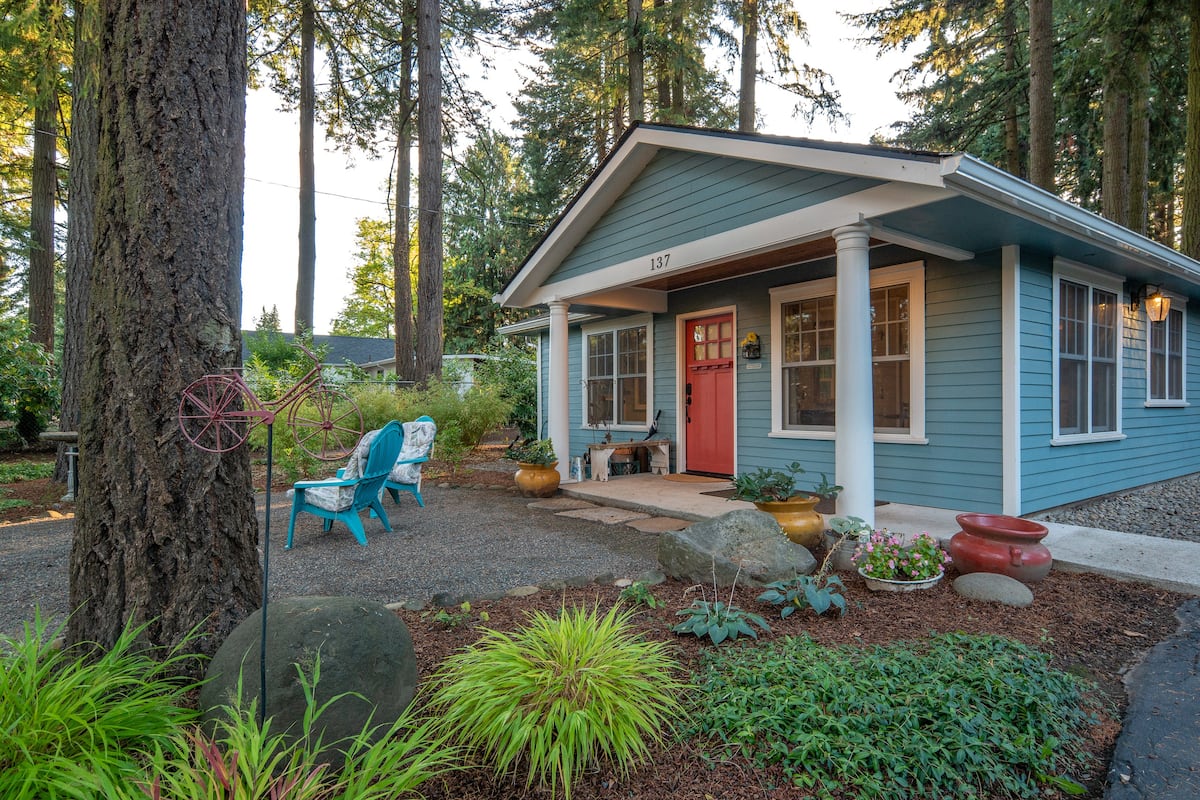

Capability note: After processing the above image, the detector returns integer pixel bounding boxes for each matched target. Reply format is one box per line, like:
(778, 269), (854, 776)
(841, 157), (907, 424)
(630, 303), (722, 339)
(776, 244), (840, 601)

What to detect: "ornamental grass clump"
(429, 603), (686, 800)
(0, 611), (200, 798)
(855, 529), (951, 581)
(684, 633), (1097, 799)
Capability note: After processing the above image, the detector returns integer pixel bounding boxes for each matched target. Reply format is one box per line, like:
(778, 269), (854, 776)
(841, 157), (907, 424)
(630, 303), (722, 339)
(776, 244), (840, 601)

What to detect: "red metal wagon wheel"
(178, 374), (251, 453)
(288, 385), (364, 461)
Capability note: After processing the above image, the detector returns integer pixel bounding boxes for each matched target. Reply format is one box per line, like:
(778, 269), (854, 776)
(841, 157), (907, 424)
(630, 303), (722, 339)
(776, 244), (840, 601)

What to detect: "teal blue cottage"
(496, 123), (1200, 524)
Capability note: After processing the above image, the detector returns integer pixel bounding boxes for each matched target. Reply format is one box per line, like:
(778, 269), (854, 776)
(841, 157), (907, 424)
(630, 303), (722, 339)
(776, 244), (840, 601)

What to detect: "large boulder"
(201, 596), (418, 762)
(659, 509), (817, 587)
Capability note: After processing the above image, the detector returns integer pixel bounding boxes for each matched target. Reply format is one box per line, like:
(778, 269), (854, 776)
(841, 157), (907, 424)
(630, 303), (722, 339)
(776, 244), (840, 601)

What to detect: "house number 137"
(649, 253), (671, 271)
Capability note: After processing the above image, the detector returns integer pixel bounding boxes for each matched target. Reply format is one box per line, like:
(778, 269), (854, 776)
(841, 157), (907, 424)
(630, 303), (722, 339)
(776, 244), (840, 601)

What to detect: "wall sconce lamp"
(1131, 284), (1172, 324)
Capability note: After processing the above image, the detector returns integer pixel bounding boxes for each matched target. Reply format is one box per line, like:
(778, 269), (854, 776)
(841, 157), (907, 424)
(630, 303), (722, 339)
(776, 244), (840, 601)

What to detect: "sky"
(240, 2), (913, 335)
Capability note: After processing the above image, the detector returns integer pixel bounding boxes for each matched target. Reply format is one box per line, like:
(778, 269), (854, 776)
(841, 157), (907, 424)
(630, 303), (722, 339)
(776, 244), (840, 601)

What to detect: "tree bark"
(654, 0), (670, 116)
(1126, 48), (1150, 235)
(28, 0), (60, 353)
(295, 0), (316, 335)
(59, 0), (99, 482)
(415, 0), (443, 381)
(738, 0), (758, 133)
(1001, 0), (1021, 177)
(1101, 28), (1130, 226)
(1028, 0), (1055, 191)
(70, 0), (260, 670)
(1185, 0), (1200, 257)
(628, 0), (644, 125)
(393, 3), (416, 382)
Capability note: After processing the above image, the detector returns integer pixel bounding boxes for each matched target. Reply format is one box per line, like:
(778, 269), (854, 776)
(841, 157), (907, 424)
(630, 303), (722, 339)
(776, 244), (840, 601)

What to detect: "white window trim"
(1144, 293), (1188, 408)
(580, 314), (653, 432)
(1051, 258), (1126, 445)
(768, 261), (926, 444)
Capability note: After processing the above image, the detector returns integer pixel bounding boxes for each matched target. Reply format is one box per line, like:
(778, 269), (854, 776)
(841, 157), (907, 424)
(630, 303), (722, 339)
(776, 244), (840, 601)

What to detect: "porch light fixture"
(1131, 284), (1171, 324)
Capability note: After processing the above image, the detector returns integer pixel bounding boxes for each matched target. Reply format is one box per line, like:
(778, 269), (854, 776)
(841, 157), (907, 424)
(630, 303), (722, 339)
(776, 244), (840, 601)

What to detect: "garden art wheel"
(178, 374), (251, 454)
(288, 386), (364, 461)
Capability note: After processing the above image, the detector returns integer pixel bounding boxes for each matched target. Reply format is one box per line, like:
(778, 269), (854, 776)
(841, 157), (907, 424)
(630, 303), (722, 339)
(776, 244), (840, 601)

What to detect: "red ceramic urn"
(949, 513), (1052, 583)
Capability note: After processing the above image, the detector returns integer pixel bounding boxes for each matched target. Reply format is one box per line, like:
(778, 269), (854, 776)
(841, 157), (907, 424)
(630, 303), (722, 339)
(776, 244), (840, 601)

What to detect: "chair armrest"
(394, 454), (430, 466)
(335, 468), (346, 478)
(293, 476), (357, 489)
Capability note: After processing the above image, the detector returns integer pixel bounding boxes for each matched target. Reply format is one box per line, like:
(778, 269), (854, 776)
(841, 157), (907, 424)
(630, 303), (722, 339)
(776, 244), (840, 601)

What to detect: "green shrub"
(0, 612), (201, 799)
(429, 604), (686, 800)
(113, 659), (458, 800)
(685, 632), (1096, 799)
(0, 313), (58, 443)
(474, 343), (537, 437)
(0, 460), (54, 483)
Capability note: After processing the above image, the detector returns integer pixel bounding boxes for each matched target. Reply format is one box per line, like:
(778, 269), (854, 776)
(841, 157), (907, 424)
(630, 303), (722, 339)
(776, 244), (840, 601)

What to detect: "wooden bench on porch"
(587, 439), (671, 481)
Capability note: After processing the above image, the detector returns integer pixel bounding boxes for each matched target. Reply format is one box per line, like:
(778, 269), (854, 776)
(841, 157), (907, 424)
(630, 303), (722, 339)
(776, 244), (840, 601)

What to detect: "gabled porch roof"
(497, 123), (1200, 313)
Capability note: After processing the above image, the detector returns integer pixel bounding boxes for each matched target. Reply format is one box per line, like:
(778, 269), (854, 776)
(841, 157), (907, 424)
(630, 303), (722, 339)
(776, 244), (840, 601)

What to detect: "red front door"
(684, 314), (735, 476)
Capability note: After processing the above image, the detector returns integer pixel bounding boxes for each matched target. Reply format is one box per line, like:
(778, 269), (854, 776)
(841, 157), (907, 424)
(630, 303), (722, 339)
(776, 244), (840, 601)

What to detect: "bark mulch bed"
(397, 569), (1185, 800)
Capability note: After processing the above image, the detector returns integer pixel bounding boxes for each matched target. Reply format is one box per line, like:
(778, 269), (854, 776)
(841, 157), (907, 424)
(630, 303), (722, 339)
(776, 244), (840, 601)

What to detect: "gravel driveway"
(0, 484), (663, 639)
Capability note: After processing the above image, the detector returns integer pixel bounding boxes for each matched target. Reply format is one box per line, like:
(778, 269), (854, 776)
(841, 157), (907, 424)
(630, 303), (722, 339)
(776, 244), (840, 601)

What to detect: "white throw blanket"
(390, 419), (436, 484)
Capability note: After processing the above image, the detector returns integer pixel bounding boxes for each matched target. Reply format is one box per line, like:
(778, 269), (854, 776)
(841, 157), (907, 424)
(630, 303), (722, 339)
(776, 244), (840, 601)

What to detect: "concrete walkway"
(563, 472), (1200, 799)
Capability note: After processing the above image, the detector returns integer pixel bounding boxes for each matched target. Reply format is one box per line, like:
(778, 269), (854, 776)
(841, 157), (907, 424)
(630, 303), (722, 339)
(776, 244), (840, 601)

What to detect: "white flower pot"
(858, 568), (943, 592)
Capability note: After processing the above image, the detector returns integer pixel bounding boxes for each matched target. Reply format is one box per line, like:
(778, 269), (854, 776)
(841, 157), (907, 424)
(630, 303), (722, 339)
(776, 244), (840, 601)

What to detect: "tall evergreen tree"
(416, 0), (444, 381)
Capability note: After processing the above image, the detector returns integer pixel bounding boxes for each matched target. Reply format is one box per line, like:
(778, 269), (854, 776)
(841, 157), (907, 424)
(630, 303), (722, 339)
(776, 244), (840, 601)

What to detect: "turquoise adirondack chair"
(382, 415), (437, 508)
(287, 420), (403, 548)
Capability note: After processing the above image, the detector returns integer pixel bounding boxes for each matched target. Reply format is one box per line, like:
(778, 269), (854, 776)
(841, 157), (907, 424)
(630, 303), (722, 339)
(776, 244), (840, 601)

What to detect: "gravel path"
(1029, 473), (1200, 542)
(0, 484), (663, 639)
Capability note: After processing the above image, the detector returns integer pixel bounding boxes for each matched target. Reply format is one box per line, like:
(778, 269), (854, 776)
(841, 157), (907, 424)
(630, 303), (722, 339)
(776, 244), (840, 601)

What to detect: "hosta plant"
(429, 604), (685, 800)
(672, 599), (771, 643)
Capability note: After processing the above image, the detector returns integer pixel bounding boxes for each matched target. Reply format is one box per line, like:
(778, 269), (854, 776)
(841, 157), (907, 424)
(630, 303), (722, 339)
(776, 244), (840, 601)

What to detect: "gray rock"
(953, 572), (1034, 607)
(658, 509), (816, 587)
(200, 596), (418, 766)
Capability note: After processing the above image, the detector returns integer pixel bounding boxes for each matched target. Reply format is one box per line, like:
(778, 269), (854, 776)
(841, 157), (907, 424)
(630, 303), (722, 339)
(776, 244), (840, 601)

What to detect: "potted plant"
(854, 529), (951, 592)
(730, 462), (841, 548)
(506, 438), (560, 497)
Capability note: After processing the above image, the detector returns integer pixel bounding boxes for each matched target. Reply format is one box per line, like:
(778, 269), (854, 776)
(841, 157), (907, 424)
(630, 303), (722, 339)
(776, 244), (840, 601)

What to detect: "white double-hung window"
(1053, 261), (1123, 442)
(1147, 299), (1186, 406)
(770, 261), (925, 442)
(583, 316), (651, 429)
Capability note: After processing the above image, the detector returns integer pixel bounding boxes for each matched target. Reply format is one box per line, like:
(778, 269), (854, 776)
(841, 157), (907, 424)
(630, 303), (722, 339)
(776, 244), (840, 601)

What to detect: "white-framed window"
(582, 316), (651, 429)
(769, 261), (925, 442)
(1052, 260), (1123, 443)
(1147, 299), (1186, 406)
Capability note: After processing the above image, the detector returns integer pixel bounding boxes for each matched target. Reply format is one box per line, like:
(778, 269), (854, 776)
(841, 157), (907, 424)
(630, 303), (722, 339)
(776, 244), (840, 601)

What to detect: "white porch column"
(833, 223), (875, 528)
(547, 300), (571, 480)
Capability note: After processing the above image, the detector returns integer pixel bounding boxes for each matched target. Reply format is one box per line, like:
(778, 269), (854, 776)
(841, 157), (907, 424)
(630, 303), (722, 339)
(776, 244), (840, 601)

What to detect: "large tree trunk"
(1101, 29), (1130, 226)
(737, 0), (757, 133)
(415, 0), (443, 381)
(295, 0), (316, 335)
(69, 0), (260, 669)
(1126, 49), (1150, 235)
(1001, 0), (1021, 177)
(58, 0), (99, 483)
(628, 0), (644, 124)
(28, 0), (60, 353)
(1028, 0), (1054, 191)
(669, 0), (684, 119)
(393, 4), (416, 383)
(1186, 0), (1200, 257)
(654, 0), (669, 116)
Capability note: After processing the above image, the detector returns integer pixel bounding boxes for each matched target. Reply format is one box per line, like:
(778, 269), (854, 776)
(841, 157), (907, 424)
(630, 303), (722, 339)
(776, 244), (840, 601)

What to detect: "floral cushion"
(301, 430), (376, 512)
(389, 420), (436, 485)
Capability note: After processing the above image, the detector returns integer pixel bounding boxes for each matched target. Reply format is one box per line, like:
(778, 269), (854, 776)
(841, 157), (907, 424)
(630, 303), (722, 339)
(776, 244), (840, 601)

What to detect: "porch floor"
(561, 473), (1200, 596)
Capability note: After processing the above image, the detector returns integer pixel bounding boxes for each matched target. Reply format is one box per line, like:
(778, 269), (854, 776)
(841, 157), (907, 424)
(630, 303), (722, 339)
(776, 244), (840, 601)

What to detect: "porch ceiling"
(631, 237), (840, 291)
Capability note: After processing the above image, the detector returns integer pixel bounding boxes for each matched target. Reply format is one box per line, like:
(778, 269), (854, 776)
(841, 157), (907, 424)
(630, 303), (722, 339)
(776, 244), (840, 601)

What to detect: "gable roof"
(240, 332), (394, 366)
(497, 123), (1200, 311)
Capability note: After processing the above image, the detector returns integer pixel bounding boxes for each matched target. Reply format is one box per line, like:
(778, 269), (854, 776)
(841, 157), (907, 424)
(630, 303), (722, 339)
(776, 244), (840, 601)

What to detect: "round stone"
(952, 572), (1035, 607)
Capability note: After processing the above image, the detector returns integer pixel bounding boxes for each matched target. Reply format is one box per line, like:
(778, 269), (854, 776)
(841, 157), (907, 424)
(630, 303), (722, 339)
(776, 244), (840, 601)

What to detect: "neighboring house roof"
(241, 332), (394, 366)
(496, 122), (1200, 311)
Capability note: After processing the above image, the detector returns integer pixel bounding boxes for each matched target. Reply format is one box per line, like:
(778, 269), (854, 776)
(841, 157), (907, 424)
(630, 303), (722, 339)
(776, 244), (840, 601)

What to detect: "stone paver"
(527, 498), (598, 511)
(625, 516), (691, 533)
(556, 507), (651, 525)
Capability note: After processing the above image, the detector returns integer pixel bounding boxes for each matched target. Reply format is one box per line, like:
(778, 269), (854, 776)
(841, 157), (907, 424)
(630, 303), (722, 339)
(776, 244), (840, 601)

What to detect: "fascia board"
(520, 181), (954, 307)
(944, 154), (1200, 284)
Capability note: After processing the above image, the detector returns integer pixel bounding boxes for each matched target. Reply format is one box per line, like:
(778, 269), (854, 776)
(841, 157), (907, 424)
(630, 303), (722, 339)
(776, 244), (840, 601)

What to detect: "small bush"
(685, 632), (1096, 799)
(0, 460), (54, 483)
(429, 604), (686, 800)
(0, 612), (201, 798)
(0, 313), (58, 443)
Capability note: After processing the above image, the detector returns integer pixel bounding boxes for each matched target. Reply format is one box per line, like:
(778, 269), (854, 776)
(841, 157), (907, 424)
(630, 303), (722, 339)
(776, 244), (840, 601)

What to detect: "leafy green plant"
(474, 341), (538, 437)
(855, 529), (951, 581)
(758, 573), (846, 618)
(618, 581), (664, 609)
(0, 313), (58, 443)
(505, 437), (556, 466)
(730, 461), (842, 503)
(431, 601), (489, 628)
(429, 603), (685, 800)
(0, 611), (201, 798)
(672, 598), (771, 644)
(684, 632), (1096, 799)
(0, 459), (54, 483)
(119, 657), (457, 800)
